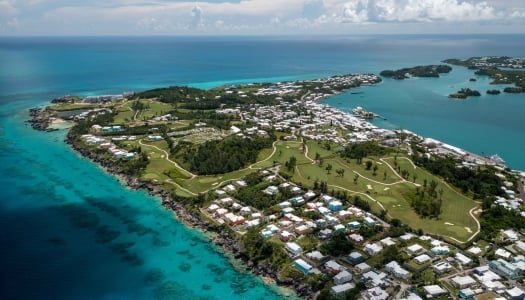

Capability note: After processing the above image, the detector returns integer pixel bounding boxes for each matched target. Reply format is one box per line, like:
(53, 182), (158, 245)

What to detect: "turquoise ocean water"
(0, 35), (524, 299)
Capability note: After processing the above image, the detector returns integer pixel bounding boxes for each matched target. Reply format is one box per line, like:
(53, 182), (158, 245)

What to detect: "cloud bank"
(1, 0), (524, 35)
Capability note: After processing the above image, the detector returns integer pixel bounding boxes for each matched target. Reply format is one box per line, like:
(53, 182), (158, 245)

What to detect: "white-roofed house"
(451, 275), (476, 289)
(423, 285), (448, 297)
(406, 244), (425, 256)
(456, 253), (473, 266)
(333, 270), (353, 285)
(414, 254), (431, 265)
(432, 261), (452, 274)
(365, 243), (383, 256)
(325, 260), (345, 274)
(285, 242), (303, 257)
(331, 283), (356, 296)
(306, 251), (324, 261)
(385, 261), (410, 279)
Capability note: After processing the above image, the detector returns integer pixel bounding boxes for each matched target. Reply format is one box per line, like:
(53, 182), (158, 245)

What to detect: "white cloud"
(339, 0), (505, 23)
(3, 0), (525, 34)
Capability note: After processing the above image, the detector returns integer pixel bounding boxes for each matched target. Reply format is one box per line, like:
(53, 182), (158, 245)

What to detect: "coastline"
(63, 130), (306, 299)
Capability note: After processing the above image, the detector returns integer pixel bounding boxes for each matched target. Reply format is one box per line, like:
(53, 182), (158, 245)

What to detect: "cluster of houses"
(465, 56), (525, 69)
(203, 167), (525, 299)
(83, 94), (126, 103)
(80, 133), (136, 160)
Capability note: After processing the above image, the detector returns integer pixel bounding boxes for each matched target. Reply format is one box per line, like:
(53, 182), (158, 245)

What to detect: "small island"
(380, 65), (452, 79)
(449, 88), (481, 99)
(486, 89), (501, 95)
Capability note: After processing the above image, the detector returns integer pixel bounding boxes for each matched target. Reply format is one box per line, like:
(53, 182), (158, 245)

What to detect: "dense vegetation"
(486, 89), (501, 95)
(448, 88), (481, 99)
(234, 181), (280, 210)
(404, 179), (443, 218)
(503, 87), (524, 93)
(480, 206), (525, 239)
(412, 154), (504, 200)
(183, 136), (273, 175)
(341, 141), (391, 163)
(241, 228), (290, 266)
(474, 68), (525, 88)
(380, 65), (452, 79)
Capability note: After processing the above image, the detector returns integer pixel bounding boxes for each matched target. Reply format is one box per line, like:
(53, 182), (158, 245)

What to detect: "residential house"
(285, 242), (303, 257)
(414, 254), (431, 265)
(506, 287), (525, 300)
(451, 275), (476, 289)
(354, 262), (372, 274)
(432, 262), (452, 274)
(306, 251), (324, 262)
(406, 244), (425, 256)
(363, 216), (376, 227)
(380, 237), (396, 247)
(325, 260), (345, 274)
(294, 259), (313, 274)
(331, 283), (356, 296)
(362, 270), (387, 287)
(329, 200), (343, 212)
(423, 285), (448, 298)
(365, 243), (383, 256)
(385, 261), (410, 279)
(333, 270), (353, 285)
(456, 253), (473, 266)
(431, 246), (450, 255)
(347, 221), (361, 230)
(364, 287), (389, 300)
(347, 251), (364, 264)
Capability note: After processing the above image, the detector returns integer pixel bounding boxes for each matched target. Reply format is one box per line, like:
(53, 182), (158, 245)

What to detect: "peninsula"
(444, 56), (525, 93)
(30, 72), (525, 300)
(380, 65), (452, 79)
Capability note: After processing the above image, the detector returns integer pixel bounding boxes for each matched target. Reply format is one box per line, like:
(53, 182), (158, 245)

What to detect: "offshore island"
(30, 69), (525, 299)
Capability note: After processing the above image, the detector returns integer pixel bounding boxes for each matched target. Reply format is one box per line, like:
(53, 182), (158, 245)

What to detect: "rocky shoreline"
(61, 127), (312, 299)
(29, 106), (312, 298)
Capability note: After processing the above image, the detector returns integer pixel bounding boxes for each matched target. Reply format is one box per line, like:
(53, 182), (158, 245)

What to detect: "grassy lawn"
(49, 103), (98, 111)
(291, 145), (478, 242)
(180, 168), (254, 194)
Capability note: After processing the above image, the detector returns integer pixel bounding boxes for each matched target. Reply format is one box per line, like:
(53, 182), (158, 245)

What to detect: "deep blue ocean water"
(0, 35), (524, 299)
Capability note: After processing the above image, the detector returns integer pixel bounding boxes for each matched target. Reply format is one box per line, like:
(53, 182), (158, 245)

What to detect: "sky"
(1, 0), (524, 35)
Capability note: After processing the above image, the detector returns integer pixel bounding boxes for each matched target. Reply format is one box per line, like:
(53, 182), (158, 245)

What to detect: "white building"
(423, 285), (448, 297)
(333, 270), (353, 285)
(285, 242), (303, 257)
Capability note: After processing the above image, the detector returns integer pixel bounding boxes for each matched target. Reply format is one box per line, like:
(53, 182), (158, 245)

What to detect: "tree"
(286, 156), (297, 172)
(325, 163), (333, 174)
(412, 174), (418, 183)
(365, 160), (373, 170)
(428, 179), (438, 198)
(372, 164), (378, 176)
(383, 171), (387, 181)
(354, 174), (359, 184)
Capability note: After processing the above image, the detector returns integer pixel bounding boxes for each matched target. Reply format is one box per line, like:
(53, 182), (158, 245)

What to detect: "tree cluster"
(413, 155), (504, 200)
(480, 206), (525, 239)
(186, 136), (272, 175)
(341, 141), (390, 163)
(405, 180), (443, 218)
